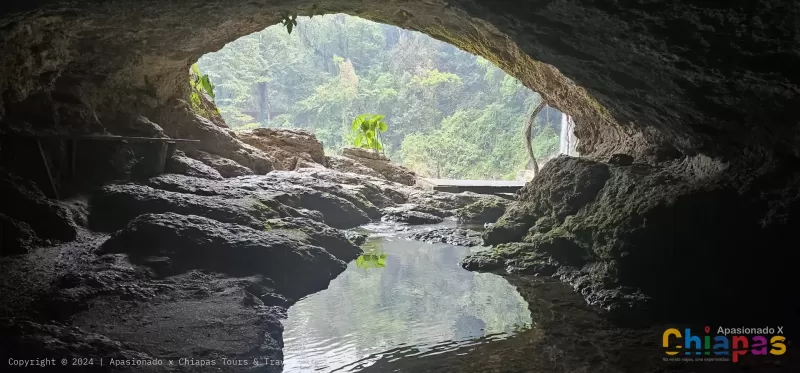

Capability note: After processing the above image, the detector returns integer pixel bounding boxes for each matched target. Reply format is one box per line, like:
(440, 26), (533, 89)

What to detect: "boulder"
(237, 128), (326, 171)
(0, 170), (77, 242)
(265, 217), (362, 262)
(186, 149), (254, 178)
(465, 156), (800, 318)
(179, 109), (274, 174)
(165, 150), (223, 180)
(88, 183), (278, 232)
(100, 213), (347, 297)
(341, 147), (417, 186)
(0, 213), (35, 255)
(382, 209), (443, 225)
(455, 198), (509, 224)
(409, 228), (482, 247)
(326, 155), (383, 178)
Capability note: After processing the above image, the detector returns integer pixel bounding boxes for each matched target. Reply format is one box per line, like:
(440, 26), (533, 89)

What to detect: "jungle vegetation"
(197, 14), (562, 180)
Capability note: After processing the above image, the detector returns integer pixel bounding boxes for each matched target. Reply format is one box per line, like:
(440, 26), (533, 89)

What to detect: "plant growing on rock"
(351, 114), (388, 155)
(189, 63), (220, 119)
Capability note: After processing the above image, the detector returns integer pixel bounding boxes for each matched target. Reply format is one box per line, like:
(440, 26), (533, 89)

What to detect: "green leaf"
(286, 22), (293, 34)
(377, 121), (388, 132)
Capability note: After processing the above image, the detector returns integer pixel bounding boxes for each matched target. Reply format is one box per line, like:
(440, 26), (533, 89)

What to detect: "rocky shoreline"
(0, 128), (508, 371)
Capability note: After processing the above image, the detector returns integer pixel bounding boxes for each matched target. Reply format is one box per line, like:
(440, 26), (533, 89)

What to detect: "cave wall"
(0, 0), (797, 164)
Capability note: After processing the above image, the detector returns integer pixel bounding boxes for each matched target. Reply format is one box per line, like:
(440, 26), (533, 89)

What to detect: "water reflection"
(281, 237), (532, 372)
(354, 242), (388, 269)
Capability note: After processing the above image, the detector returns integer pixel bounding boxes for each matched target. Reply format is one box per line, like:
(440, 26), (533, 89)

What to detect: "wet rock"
(165, 150), (223, 180)
(0, 318), (153, 366)
(608, 153), (634, 166)
(344, 231), (368, 246)
(237, 128), (326, 171)
(100, 213), (347, 297)
(342, 147), (417, 186)
(144, 173), (373, 229)
(326, 154), (384, 178)
(265, 217), (362, 262)
(382, 210), (443, 225)
(467, 155), (800, 318)
(409, 228), (482, 247)
(455, 198), (509, 224)
(0, 170), (77, 242)
(186, 149), (254, 178)
(0, 213), (35, 255)
(407, 191), (486, 211)
(88, 183), (277, 232)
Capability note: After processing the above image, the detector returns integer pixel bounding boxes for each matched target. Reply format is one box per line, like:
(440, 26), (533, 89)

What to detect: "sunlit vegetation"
(197, 14), (561, 179)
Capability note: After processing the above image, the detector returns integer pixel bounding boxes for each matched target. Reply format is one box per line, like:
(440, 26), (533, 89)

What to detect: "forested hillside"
(197, 14), (563, 180)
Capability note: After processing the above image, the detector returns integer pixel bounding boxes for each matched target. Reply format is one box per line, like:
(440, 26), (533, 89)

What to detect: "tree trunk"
(524, 101), (547, 178)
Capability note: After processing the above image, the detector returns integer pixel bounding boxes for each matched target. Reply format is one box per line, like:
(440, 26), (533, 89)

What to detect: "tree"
(197, 14), (565, 180)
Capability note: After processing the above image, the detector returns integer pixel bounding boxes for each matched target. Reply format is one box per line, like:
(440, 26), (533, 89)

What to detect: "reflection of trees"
(282, 238), (532, 370)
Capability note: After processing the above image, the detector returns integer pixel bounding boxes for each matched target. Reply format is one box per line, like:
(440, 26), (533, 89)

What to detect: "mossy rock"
(455, 198), (508, 225)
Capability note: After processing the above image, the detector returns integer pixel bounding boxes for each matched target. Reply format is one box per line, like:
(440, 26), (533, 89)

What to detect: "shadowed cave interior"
(0, 1), (798, 372)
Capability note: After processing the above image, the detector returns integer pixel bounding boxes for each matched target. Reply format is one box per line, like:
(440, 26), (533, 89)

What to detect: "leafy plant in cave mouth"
(351, 114), (388, 155)
(280, 3), (323, 34)
(188, 63), (220, 118)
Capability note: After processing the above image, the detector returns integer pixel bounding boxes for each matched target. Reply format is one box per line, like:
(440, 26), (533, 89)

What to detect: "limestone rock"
(466, 155), (800, 316)
(165, 150), (223, 180)
(88, 183), (279, 232)
(455, 198), (509, 224)
(179, 111), (274, 174)
(186, 149), (254, 178)
(342, 147), (417, 186)
(237, 128), (326, 171)
(409, 228), (482, 247)
(265, 217), (362, 262)
(382, 209), (443, 225)
(100, 213), (347, 297)
(344, 230), (368, 246)
(608, 153), (634, 166)
(326, 155), (383, 178)
(0, 213), (35, 255)
(0, 170), (77, 242)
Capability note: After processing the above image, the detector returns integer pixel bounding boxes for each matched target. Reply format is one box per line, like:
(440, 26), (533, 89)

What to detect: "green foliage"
(188, 64), (219, 118)
(197, 14), (566, 180)
(351, 114), (388, 153)
(280, 13), (298, 34)
(264, 221), (272, 231)
(355, 242), (388, 269)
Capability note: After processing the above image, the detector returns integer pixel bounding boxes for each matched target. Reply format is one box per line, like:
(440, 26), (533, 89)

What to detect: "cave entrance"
(192, 14), (578, 182)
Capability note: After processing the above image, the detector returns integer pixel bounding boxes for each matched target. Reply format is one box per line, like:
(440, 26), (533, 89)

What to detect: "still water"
(281, 224), (532, 372)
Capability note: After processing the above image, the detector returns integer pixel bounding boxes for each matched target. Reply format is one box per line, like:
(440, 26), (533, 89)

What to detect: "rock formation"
(0, 0), (798, 369)
(342, 147), (417, 186)
(236, 128), (326, 170)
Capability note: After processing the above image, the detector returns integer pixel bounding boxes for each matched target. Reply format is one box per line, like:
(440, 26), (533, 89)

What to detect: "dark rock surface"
(341, 147), (417, 185)
(187, 149), (254, 178)
(455, 198), (509, 224)
(265, 217), (362, 262)
(88, 183), (278, 232)
(607, 153), (634, 166)
(100, 213), (347, 297)
(409, 228), (482, 247)
(0, 170), (77, 243)
(0, 213), (34, 256)
(465, 156), (800, 320)
(382, 209), (444, 225)
(165, 150), (224, 180)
